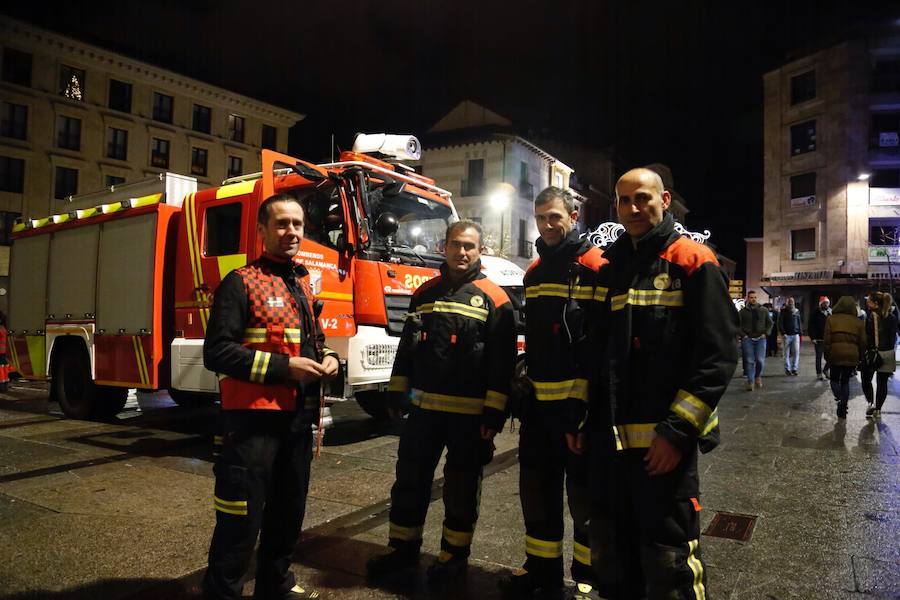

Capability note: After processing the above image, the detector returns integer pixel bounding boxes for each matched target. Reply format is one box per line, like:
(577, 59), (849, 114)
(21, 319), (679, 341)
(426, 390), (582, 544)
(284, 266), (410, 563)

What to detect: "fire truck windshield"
(369, 188), (452, 258)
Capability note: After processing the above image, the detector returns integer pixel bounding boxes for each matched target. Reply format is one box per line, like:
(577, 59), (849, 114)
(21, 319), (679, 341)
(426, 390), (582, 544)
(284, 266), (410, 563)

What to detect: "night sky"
(5, 0), (900, 265)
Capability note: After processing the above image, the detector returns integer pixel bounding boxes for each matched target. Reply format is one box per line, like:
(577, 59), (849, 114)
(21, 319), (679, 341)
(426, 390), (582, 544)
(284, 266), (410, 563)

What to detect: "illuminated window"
(58, 65), (85, 101)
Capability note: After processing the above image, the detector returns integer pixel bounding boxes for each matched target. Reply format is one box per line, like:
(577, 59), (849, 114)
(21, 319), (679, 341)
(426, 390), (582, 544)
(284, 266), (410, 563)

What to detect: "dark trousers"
(203, 411), (313, 600)
(813, 341), (828, 376)
(589, 445), (707, 600)
(388, 407), (489, 558)
(860, 368), (891, 410)
(518, 417), (592, 586)
(831, 366), (854, 416)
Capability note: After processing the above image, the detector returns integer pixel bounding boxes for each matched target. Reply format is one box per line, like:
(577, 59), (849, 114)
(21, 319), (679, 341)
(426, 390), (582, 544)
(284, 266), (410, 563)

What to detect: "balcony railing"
(460, 178), (486, 197)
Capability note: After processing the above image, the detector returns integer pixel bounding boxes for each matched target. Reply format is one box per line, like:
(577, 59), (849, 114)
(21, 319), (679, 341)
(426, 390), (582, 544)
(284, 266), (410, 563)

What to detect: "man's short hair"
(747, 290), (757, 298)
(257, 193), (303, 225)
(534, 186), (576, 213)
(446, 219), (483, 245)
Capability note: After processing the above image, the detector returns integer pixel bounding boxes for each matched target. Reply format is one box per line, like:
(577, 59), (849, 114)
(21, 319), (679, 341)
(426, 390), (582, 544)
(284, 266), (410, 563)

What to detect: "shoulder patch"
(472, 277), (511, 308)
(659, 236), (719, 276)
(576, 246), (607, 272)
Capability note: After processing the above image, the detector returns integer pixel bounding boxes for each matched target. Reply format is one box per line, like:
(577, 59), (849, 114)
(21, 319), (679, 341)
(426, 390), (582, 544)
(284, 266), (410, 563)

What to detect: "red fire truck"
(7, 134), (477, 420)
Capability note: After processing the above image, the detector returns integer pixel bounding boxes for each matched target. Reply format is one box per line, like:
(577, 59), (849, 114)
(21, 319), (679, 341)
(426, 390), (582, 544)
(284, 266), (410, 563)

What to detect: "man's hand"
(565, 432), (586, 455)
(644, 435), (683, 476)
(287, 356), (326, 384)
(320, 355), (340, 381)
(480, 425), (497, 440)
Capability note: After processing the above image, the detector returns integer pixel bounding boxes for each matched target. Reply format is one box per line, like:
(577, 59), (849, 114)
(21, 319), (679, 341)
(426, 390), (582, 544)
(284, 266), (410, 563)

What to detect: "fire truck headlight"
(353, 133), (422, 161)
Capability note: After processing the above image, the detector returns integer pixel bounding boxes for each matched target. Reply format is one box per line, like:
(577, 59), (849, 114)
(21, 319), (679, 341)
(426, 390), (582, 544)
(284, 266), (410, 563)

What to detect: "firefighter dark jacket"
(592, 213), (738, 455)
(204, 252), (337, 417)
(387, 260), (517, 432)
(523, 231), (606, 432)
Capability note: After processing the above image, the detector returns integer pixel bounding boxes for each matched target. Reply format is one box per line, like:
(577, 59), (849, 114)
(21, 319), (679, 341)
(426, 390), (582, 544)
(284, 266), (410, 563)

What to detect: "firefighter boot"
(365, 547), (420, 579)
(498, 569), (565, 600)
(425, 551), (467, 586)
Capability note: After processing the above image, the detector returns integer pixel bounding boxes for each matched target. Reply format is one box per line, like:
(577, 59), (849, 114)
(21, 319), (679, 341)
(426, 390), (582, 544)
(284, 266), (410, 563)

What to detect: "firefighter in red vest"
(499, 187), (605, 600)
(201, 193), (339, 600)
(366, 220), (517, 585)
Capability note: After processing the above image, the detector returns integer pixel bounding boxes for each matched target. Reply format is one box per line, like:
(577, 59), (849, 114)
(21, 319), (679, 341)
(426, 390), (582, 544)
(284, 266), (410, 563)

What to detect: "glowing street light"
(489, 183), (515, 255)
(858, 172), (871, 181)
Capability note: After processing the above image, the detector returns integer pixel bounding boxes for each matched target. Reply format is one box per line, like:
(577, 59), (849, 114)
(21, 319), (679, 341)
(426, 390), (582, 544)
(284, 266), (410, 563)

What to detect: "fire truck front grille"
(384, 295), (412, 336)
(364, 344), (397, 369)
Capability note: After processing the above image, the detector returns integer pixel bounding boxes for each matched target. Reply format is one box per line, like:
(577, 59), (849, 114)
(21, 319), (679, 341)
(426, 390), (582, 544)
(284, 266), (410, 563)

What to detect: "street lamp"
(489, 183), (515, 255)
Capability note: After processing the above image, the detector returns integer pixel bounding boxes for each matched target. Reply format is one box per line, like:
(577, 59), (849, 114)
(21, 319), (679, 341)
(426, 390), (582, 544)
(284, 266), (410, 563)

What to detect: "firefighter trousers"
(517, 417), (593, 586)
(387, 407), (491, 558)
(589, 445), (707, 600)
(202, 411), (313, 600)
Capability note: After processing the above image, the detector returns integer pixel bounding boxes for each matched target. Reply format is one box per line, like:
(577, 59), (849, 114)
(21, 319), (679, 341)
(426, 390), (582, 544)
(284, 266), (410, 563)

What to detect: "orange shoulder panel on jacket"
(473, 277), (511, 308)
(525, 257), (541, 275)
(413, 275), (442, 299)
(659, 236), (719, 276)
(576, 246), (607, 271)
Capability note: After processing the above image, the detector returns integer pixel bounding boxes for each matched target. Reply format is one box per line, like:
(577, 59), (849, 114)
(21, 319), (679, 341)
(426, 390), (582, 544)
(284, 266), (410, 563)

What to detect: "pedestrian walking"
(824, 296), (867, 420)
(861, 292), (898, 419)
(738, 291), (773, 391)
(779, 297), (802, 375)
(366, 220), (517, 586)
(498, 187), (605, 600)
(588, 168), (738, 598)
(201, 193), (340, 600)
(809, 297), (832, 380)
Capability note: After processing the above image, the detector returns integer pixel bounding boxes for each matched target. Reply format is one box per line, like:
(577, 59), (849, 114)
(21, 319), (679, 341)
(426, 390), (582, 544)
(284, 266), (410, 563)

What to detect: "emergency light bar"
(352, 133), (421, 161)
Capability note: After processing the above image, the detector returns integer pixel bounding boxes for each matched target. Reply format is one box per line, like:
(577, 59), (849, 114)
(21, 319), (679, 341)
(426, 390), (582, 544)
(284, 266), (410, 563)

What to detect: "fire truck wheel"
(355, 390), (390, 421)
(54, 345), (97, 420)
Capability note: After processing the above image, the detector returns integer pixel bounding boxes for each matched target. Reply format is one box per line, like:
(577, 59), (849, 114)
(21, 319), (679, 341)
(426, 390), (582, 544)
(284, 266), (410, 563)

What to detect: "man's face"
(786, 297), (795, 308)
(534, 197), (578, 247)
(615, 170), (671, 238)
(258, 200), (304, 259)
(444, 226), (482, 275)
(747, 292), (757, 306)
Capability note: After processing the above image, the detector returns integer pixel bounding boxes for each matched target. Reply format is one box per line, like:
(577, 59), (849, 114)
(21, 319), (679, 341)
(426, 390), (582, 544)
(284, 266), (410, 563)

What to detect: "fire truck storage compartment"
(96, 213), (156, 333)
(9, 234), (49, 333)
(47, 224), (100, 319)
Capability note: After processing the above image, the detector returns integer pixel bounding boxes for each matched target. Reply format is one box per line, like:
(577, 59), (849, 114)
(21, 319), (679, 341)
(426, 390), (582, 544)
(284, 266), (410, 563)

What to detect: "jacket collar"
(535, 230), (592, 260)
(440, 259), (482, 288)
(605, 212), (678, 262)
(260, 251), (309, 277)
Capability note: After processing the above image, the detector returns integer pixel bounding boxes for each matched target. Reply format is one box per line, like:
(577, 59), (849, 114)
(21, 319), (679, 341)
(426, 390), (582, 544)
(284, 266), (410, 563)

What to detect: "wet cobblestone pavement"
(0, 344), (897, 599)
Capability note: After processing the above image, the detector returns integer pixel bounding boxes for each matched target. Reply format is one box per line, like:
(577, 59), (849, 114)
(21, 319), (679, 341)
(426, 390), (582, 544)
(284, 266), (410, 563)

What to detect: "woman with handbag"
(861, 292), (898, 419)
(824, 296), (867, 419)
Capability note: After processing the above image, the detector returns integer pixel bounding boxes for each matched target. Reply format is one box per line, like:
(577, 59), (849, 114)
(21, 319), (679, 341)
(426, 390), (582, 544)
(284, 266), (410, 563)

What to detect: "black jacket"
(808, 308), (831, 341)
(387, 260), (517, 431)
(778, 307), (802, 335)
(523, 231), (605, 432)
(591, 214), (738, 455)
(865, 312), (899, 352)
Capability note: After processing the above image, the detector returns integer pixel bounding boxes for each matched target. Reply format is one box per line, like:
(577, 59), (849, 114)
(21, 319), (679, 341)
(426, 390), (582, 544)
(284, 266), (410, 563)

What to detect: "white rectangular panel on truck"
(9, 235), (50, 332)
(48, 225), (100, 318)
(96, 213), (156, 333)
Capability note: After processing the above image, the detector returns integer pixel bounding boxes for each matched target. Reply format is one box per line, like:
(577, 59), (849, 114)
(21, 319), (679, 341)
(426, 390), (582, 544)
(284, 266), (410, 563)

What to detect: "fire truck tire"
(54, 345), (98, 420)
(168, 388), (213, 408)
(355, 390), (390, 421)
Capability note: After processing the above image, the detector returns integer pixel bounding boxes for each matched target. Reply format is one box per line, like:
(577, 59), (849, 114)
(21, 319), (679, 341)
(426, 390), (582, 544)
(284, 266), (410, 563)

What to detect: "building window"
(1, 102), (27, 140)
(789, 172), (816, 207)
(54, 166), (78, 199)
(227, 155), (243, 178)
(56, 115), (81, 151)
(106, 127), (128, 160)
(204, 202), (243, 256)
(0, 157), (25, 193)
(58, 65), (85, 101)
(108, 79), (132, 113)
(193, 104), (212, 134)
(790, 70), (815, 105)
(871, 169), (900, 188)
(519, 162), (534, 199)
(870, 223), (899, 246)
(791, 228), (816, 260)
(554, 172), (564, 188)
(261, 124), (277, 150)
(870, 113), (900, 149)
(2, 48), (32, 86)
(152, 92), (174, 123)
(790, 120), (816, 155)
(191, 147), (208, 177)
(151, 137), (170, 169)
(0, 211), (21, 245)
(518, 219), (533, 258)
(462, 159), (485, 196)
(228, 114), (245, 143)
(105, 175), (126, 187)
(872, 59), (900, 94)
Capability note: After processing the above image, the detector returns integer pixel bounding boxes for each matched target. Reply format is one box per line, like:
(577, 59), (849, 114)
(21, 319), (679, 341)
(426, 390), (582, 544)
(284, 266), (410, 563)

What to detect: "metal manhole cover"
(703, 512), (757, 541)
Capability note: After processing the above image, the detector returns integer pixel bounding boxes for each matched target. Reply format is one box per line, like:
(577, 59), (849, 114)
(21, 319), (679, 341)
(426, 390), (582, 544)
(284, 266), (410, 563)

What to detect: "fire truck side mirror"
(375, 212), (399, 238)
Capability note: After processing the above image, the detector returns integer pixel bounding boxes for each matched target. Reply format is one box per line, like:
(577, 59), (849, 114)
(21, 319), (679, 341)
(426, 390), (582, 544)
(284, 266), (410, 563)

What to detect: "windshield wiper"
(392, 244), (428, 266)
